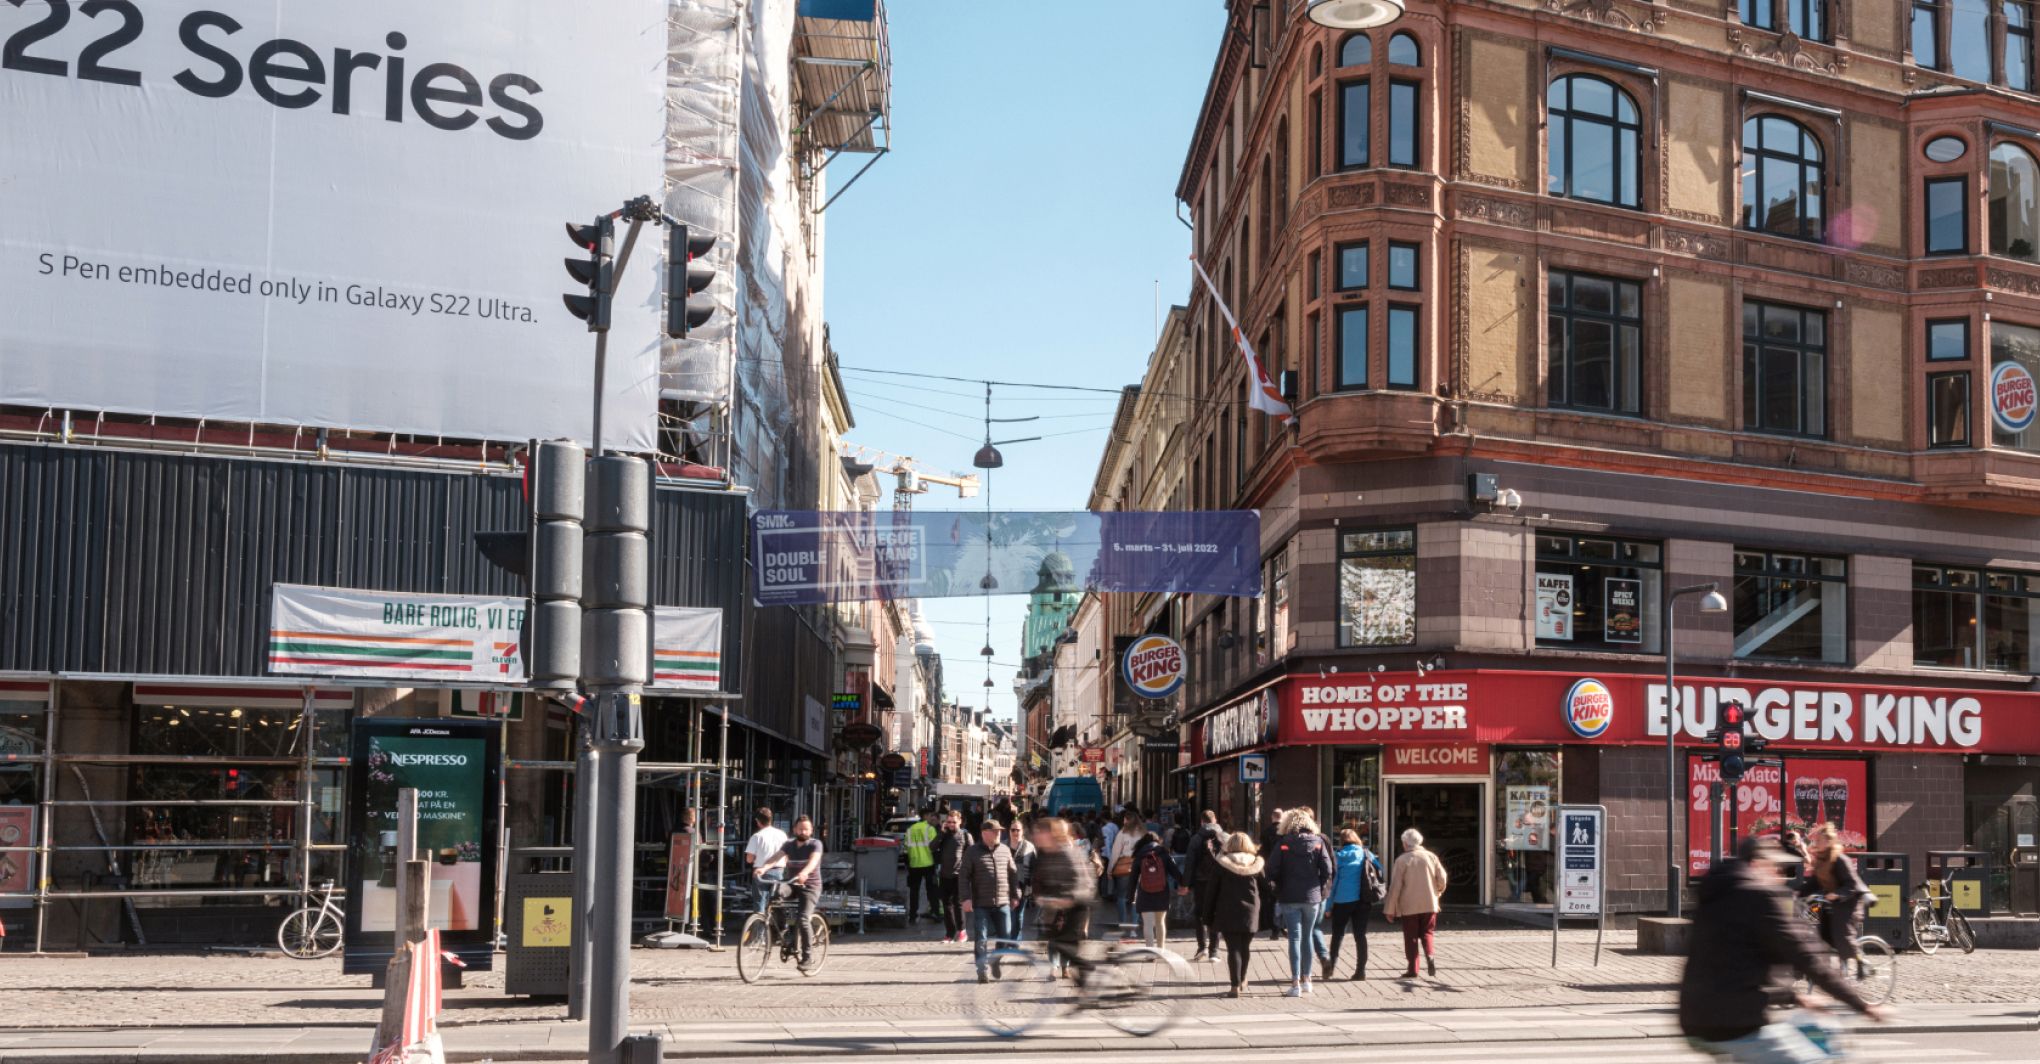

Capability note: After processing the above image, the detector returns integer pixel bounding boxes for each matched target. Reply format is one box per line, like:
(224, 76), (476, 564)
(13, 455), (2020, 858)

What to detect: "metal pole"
(32, 677), (57, 954)
(715, 704), (729, 948)
(1665, 601), (1680, 919)
(568, 725), (597, 1020)
(297, 689), (315, 899)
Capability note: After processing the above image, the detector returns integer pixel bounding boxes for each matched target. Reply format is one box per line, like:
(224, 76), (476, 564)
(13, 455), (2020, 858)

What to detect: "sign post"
(1553, 804), (1606, 967)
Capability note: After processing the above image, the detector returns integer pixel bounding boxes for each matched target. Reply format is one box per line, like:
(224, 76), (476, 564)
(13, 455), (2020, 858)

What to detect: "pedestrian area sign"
(1552, 803), (1606, 968)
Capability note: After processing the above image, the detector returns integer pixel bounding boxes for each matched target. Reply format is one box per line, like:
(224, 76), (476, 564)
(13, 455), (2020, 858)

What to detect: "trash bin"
(854, 837), (901, 894)
(1926, 850), (1993, 915)
(1850, 852), (1910, 944)
(504, 871), (573, 997)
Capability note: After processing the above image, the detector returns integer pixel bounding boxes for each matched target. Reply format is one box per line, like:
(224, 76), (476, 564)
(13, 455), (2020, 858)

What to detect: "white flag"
(1189, 255), (1293, 419)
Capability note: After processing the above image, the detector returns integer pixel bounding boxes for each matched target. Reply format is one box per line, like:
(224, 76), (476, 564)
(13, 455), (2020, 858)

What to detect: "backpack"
(1138, 848), (1170, 894)
(1361, 852), (1387, 905)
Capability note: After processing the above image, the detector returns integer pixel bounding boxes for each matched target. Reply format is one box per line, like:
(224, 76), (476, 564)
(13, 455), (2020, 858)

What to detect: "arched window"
(1312, 42), (1325, 76)
(1389, 32), (1421, 66)
(1274, 116), (1290, 232)
(1991, 142), (2040, 261)
(1741, 115), (1825, 241)
(1547, 75), (1642, 207)
(1340, 34), (1371, 67)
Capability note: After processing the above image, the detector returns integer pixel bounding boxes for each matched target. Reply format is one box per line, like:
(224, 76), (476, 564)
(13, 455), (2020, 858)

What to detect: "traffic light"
(665, 223), (716, 339)
(564, 217), (614, 332)
(1718, 700), (1748, 782)
(475, 440), (585, 691)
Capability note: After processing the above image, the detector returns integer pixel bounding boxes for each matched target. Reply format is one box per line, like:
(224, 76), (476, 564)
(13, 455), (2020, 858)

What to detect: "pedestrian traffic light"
(474, 440), (585, 691)
(1719, 701), (1748, 782)
(665, 223), (716, 339)
(564, 217), (614, 332)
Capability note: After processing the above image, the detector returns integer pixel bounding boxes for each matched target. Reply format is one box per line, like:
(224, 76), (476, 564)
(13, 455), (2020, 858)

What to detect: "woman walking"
(1324, 828), (1383, 980)
(1007, 819), (1038, 941)
(1267, 808), (1334, 996)
(1383, 827), (1449, 979)
(1107, 811), (1142, 935)
(1132, 829), (1185, 947)
(1211, 832), (1263, 998)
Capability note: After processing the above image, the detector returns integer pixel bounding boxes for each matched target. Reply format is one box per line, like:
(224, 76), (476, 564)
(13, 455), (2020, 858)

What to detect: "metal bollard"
(623, 1032), (666, 1063)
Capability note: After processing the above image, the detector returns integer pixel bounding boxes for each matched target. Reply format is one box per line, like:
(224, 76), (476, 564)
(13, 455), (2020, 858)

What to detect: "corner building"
(1172, 0), (2040, 917)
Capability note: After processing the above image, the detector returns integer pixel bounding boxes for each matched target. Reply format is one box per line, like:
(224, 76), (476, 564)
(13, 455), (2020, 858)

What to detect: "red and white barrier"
(368, 929), (465, 1064)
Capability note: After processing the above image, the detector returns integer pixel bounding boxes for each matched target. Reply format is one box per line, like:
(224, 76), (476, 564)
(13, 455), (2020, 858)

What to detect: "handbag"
(1361, 856), (1388, 906)
(1110, 855), (1135, 877)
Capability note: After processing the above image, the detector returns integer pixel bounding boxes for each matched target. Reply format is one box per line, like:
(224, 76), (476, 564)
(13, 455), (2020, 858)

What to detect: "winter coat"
(1031, 844), (1097, 908)
(1679, 858), (1869, 1042)
(1330, 843), (1383, 906)
(1008, 838), (1038, 895)
(959, 841), (1014, 909)
(935, 826), (972, 880)
(1383, 846), (1449, 919)
(1132, 834), (1182, 913)
(1268, 830), (1335, 906)
(1211, 851), (1265, 935)
(1185, 824), (1227, 890)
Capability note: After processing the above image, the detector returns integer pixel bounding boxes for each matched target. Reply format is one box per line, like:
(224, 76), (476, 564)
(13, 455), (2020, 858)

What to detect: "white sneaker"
(1284, 984), (1302, 998)
(1302, 981), (1314, 995)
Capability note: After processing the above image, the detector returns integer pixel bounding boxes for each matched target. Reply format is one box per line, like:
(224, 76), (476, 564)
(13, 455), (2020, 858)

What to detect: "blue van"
(1042, 776), (1105, 816)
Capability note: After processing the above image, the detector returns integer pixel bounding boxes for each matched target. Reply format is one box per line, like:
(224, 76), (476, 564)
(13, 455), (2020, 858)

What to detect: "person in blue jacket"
(1323, 827), (1384, 980)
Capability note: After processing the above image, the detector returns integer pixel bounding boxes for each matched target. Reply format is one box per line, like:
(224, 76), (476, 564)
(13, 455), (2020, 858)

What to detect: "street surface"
(0, 921), (2036, 1060)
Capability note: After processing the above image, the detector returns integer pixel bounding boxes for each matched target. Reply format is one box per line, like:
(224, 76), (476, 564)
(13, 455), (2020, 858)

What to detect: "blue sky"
(822, 2), (1227, 723)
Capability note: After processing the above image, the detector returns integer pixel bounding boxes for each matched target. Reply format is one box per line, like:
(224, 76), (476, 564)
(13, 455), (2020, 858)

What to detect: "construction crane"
(841, 445), (979, 512)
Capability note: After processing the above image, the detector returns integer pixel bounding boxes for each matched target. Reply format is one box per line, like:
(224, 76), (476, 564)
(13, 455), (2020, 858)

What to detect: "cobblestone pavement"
(1, 918), (2037, 1033)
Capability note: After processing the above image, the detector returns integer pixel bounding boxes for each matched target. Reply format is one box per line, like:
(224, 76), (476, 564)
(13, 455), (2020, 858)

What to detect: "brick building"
(1160, 0), (2040, 916)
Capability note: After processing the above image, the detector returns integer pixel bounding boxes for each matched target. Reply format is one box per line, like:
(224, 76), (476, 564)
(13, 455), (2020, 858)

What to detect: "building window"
(1790, 0), (1826, 39)
(1388, 305), (1419, 389)
(1742, 301), (1827, 438)
(1733, 551), (1847, 663)
(1495, 750), (1561, 905)
(1926, 176), (1969, 254)
(1929, 317), (1970, 361)
(1548, 271), (1644, 415)
(2014, 0), (2036, 90)
(1990, 143), (2040, 261)
(1337, 305), (1369, 389)
(1992, 321), (2040, 453)
(1929, 371), (1972, 447)
(1387, 242), (1419, 290)
(1915, 565), (2040, 671)
(1340, 33), (1372, 67)
(1742, 115), (1826, 241)
(1546, 75), (1643, 208)
(1388, 32), (1421, 66)
(1914, 0), (1943, 69)
(1311, 91), (1325, 176)
(1338, 529), (1416, 647)
(1308, 249), (1323, 300)
(1340, 82), (1370, 169)
(1337, 242), (1369, 290)
(1743, 0), (1778, 30)
(1535, 534), (1662, 653)
(1388, 80), (1419, 168)
(1265, 548), (1291, 664)
(1914, 0), (1995, 82)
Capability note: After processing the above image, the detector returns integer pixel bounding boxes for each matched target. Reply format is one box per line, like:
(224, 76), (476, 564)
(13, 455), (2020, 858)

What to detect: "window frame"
(1928, 369), (1973, 447)
(1337, 528), (1417, 648)
(1548, 269), (1646, 417)
(1387, 304), (1420, 390)
(1339, 80), (1371, 170)
(1387, 241), (1420, 291)
(1990, 141), (2040, 262)
(1742, 300), (1829, 439)
(1928, 317), (1970, 362)
(1925, 175), (1970, 255)
(1731, 549), (1849, 664)
(1546, 74), (1645, 209)
(1336, 304), (1370, 390)
(1534, 534), (1664, 653)
(1387, 78), (1420, 169)
(1741, 115), (1827, 243)
(1913, 564), (2040, 671)
(1336, 241), (1370, 292)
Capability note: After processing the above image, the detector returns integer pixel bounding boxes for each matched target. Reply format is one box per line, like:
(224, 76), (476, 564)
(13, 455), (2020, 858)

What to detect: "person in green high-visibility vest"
(904, 807), (941, 925)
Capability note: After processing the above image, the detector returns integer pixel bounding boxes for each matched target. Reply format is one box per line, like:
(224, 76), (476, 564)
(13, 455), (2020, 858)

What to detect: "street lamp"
(1665, 581), (1728, 918)
(1307, 0), (1406, 29)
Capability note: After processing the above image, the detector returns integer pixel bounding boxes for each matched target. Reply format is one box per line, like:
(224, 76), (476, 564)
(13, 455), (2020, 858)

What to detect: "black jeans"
(793, 886), (821, 961)
(906, 866), (938, 921)
(1325, 900), (1369, 977)
(1192, 883), (1218, 954)
(1222, 930), (1254, 988)
(939, 877), (963, 937)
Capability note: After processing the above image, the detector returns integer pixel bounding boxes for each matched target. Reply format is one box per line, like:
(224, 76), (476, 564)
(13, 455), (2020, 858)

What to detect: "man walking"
(904, 808), (940, 924)
(742, 807), (786, 914)
(935, 810), (973, 943)
(960, 818), (1015, 982)
(1184, 809), (1226, 962)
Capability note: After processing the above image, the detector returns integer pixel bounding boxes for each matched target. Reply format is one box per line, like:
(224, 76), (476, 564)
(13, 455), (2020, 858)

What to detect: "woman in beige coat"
(1382, 827), (1449, 978)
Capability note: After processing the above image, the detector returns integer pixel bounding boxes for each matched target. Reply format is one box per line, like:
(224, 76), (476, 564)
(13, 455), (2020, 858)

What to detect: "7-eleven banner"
(652, 607), (723, 692)
(269, 584), (525, 683)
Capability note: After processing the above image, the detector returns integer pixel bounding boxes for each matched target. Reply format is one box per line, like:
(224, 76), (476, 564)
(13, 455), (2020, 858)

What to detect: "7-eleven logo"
(492, 641), (521, 674)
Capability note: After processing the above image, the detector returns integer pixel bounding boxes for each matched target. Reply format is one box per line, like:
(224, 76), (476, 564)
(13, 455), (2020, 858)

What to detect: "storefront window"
(1265, 548), (1291, 665)
(1536, 534), (1662, 652)
(1339, 529), (1416, 647)
(0, 705), (46, 805)
(1733, 551), (1847, 663)
(1915, 565), (2040, 671)
(1327, 749), (1382, 847)
(1991, 321), (2040, 453)
(129, 705), (305, 891)
(1495, 750), (1560, 906)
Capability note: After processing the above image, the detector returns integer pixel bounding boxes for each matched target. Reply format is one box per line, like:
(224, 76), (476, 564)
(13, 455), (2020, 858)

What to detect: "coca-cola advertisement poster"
(1688, 756), (1867, 875)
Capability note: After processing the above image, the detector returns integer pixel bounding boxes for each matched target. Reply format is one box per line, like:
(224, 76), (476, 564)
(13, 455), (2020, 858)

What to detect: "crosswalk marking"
(776, 1035), (2018, 1064)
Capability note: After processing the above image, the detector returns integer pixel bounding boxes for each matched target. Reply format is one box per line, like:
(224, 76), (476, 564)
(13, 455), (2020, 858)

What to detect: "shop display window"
(128, 704), (308, 891)
(1326, 749), (1382, 846)
(1914, 565), (2040, 671)
(1495, 750), (1560, 906)
(1338, 529), (1415, 647)
(1733, 551), (1847, 663)
(1991, 321), (2040, 454)
(1535, 534), (1662, 652)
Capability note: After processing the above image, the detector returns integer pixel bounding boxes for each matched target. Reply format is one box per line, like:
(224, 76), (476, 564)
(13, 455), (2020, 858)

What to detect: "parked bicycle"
(736, 882), (829, 983)
(277, 880), (344, 960)
(963, 936), (1191, 1039)
(1799, 895), (1896, 1006)
(1910, 873), (1977, 955)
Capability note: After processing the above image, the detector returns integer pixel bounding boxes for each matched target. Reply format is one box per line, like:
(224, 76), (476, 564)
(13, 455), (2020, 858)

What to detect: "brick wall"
(1852, 554), (1912, 670)
(1601, 746), (1679, 913)
(1873, 753), (1964, 881)
(1458, 522), (1529, 650)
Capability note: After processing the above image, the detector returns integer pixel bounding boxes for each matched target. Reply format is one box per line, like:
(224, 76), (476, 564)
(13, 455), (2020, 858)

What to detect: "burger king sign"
(1565, 678), (1615, 739)
(1122, 634), (1186, 699)
(1994, 360), (2038, 435)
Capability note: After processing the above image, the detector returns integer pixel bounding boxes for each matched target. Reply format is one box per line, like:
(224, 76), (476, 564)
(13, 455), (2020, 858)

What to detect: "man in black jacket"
(1184, 809), (1227, 962)
(1679, 836), (1888, 1060)
(934, 811), (973, 943)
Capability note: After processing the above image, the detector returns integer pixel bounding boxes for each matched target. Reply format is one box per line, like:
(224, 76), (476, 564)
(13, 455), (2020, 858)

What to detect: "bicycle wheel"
(277, 907), (335, 959)
(736, 914), (774, 984)
(1950, 910), (1977, 954)
(1849, 937), (1896, 1006)
(798, 915), (831, 975)
(965, 947), (1059, 1039)
(1087, 947), (1191, 1038)
(1911, 906), (1941, 955)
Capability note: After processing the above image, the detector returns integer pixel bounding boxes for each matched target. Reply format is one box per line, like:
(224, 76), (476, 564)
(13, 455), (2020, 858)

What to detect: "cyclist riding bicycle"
(1796, 823), (1874, 973)
(752, 814), (825, 967)
(1028, 815), (1097, 984)
(1680, 836), (1889, 1062)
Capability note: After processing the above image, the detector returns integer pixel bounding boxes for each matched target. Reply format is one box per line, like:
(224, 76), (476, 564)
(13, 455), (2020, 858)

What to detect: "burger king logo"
(1994, 361), (2038, 435)
(1565, 678), (1614, 739)
(1121, 634), (1185, 699)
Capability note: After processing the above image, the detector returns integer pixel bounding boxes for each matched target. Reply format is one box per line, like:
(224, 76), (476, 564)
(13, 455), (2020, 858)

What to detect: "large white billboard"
(0, 1), (666, 450)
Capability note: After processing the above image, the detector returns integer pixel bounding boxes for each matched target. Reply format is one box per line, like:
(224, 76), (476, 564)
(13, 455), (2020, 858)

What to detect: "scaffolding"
(791, 0), (893, 214)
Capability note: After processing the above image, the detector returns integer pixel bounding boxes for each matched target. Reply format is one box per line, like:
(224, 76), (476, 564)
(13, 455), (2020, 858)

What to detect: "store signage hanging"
(832, 692), (864, 718)
(841, 723), (884, 748)
(1122, 634), (1186, 699)
(1535, 573), (1574, 641)
(650, 607), (724, 692)
(1565, 678), (1616, 739)
(1292, 681), (1470, 739)
(1383, 742), (1489, 776)
(879, 751), (908, 772)
(1646, 681), (1985, 746)
(1995, 360), (2039, 434)
(1202, 687), (1278, 758)
(1079, 746), (1106, 763)
(270, 584), (524, 683)
(1603, 580), (1642, 645)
